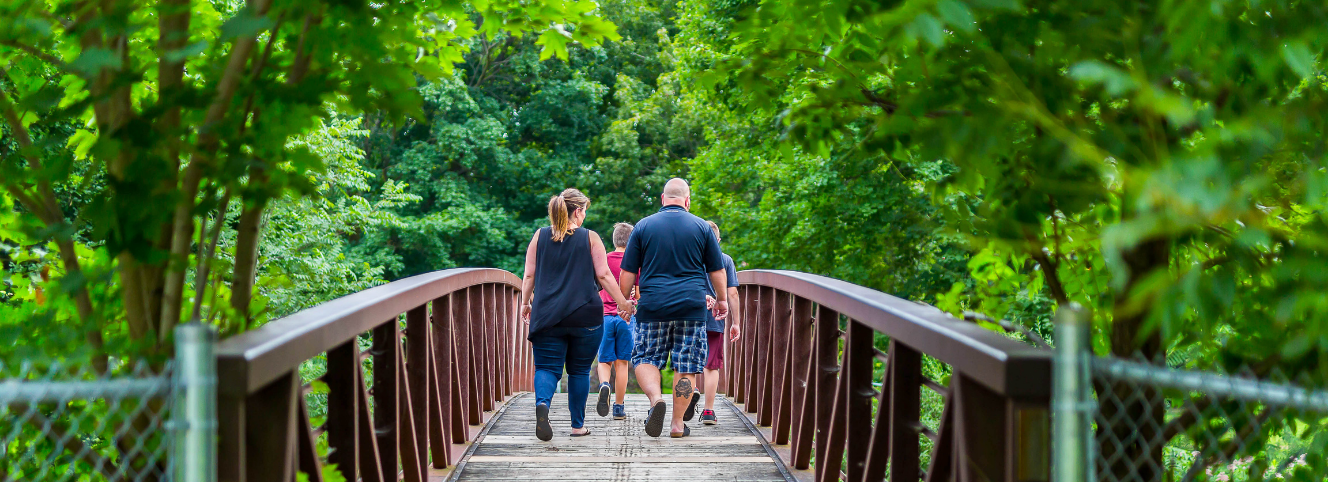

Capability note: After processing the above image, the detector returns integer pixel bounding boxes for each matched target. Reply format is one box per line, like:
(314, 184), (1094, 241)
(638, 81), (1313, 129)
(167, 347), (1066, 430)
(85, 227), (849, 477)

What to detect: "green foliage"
(355, 0), (699, 277)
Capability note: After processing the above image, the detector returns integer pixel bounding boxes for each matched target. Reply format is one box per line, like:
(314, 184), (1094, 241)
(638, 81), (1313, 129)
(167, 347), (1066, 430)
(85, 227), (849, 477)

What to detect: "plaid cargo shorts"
(631, 320), (709, 374)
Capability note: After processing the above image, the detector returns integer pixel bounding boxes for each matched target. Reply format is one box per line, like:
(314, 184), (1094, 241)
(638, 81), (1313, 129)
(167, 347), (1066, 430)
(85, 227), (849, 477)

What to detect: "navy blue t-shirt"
(619, 205), (725, 323)
(704, 253), (740, 332)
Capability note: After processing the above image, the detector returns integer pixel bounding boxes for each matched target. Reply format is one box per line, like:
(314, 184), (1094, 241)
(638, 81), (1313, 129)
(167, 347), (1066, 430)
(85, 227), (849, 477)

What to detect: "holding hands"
(617, 299), (636, 320)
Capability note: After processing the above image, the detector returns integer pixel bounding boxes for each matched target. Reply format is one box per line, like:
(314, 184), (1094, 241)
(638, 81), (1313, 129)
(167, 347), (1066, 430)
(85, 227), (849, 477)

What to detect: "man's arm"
(619, 270), (637, 302)
(727, 286), (741, 341)
(708, 269), (729, 320)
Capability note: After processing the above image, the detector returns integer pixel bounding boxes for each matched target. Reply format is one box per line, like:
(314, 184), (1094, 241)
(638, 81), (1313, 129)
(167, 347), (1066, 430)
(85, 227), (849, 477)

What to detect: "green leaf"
(536, 28), (572, 61)
(68, 48), (122, 76)
(220, 8), (275, 40)
(966, 0), (1021, 10)
(937, 0), (977, 33)
(909, 13), (945, 47)
(1068, 60), (1137, 96)
(164, 41), (209, 63)
(1281, 41), (1316, 79)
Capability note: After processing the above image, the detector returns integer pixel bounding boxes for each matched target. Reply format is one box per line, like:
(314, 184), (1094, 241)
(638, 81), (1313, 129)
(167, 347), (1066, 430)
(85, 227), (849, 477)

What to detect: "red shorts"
(704, 331), (725, 370)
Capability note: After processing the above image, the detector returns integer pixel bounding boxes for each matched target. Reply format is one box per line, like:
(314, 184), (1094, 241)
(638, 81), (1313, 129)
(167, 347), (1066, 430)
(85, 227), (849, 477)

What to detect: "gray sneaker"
(596, 382), (610, 417)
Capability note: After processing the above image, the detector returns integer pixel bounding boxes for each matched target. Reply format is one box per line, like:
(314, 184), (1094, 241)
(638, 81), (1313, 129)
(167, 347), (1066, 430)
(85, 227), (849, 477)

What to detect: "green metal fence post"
(1054, 305), (1091, 482)
(175, 322), (218, 482)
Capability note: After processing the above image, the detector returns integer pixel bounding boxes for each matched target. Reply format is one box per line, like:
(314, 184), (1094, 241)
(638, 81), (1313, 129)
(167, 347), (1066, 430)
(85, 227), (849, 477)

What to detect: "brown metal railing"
(214, 268), (529, 482)
(723, 270), (1053, 482)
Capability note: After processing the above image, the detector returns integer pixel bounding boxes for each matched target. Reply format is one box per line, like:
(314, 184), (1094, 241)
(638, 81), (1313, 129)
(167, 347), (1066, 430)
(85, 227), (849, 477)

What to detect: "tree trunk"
(230, 200), (266, 327)
(1099, 236), (1168, 482)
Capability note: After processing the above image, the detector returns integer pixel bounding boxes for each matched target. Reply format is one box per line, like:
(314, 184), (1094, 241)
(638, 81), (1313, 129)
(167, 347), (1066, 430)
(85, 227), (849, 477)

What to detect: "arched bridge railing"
(214, 268), (530, 482)
(725, 270), (1053, 482)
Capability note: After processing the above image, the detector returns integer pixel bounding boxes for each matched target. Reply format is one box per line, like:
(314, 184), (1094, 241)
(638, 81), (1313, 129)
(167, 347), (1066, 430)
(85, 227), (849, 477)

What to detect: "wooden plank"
(477, 435), (762, 445)
(465, 456), (776, 463)
(756, 286), (775, 425)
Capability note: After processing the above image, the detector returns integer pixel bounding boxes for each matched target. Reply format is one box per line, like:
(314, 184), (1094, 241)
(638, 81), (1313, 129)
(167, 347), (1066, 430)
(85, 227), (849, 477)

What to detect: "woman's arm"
(589, 232), (634, 315)
(519, 231), (538, 322)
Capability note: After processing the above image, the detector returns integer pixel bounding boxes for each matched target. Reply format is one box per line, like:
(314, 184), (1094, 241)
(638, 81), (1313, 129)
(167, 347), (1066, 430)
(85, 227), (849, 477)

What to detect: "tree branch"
(1, 41), (70, 71)
(160, 0), (274, 337)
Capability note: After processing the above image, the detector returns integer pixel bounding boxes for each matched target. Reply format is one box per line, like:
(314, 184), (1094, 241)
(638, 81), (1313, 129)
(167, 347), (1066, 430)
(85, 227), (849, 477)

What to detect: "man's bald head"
(662, 178), (690, 199)
(661, 178), (691, 209)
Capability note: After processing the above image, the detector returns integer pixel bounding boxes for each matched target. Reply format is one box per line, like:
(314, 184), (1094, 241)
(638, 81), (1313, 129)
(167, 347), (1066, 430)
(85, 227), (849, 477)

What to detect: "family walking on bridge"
(518, 178), (741, 440)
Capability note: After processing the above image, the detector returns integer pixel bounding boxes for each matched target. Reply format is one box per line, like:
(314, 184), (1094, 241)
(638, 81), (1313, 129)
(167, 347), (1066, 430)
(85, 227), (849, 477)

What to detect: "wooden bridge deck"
(443, 393), (795, 481)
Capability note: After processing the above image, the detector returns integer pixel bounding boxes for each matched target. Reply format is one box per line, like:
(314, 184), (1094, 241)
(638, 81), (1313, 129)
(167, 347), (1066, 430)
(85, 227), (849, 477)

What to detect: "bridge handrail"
(737, 269), (1050, 398)
(728, 269), (1052, 482)
(217, 267), (518, 396)
(215, 267), (530, 482)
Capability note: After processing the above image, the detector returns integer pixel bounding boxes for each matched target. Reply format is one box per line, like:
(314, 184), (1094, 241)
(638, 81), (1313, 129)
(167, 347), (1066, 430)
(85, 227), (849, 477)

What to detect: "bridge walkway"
(445, 393), (794, 481)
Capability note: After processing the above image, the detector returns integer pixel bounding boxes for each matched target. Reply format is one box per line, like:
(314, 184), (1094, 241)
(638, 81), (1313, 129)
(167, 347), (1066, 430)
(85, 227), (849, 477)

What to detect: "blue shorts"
(631, 320), (708, 374)
(598, 315), (634, 362)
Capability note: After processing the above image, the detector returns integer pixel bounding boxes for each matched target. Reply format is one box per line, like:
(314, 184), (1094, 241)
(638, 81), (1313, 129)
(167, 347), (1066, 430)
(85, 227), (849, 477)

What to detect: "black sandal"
(570, 429), (593, 437)
(644, 400), (667, 437)
(683, 392), (701, 421)
(535, 404), (553, 441)
(670, 424), (691, 438)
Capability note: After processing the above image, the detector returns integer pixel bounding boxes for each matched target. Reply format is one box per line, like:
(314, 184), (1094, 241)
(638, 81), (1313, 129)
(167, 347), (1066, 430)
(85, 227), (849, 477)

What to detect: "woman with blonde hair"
(519, 188), (635, 441)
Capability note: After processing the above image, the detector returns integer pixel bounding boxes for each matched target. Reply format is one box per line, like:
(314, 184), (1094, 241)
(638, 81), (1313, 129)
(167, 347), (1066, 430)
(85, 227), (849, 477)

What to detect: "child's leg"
(613, 359), (630, 404)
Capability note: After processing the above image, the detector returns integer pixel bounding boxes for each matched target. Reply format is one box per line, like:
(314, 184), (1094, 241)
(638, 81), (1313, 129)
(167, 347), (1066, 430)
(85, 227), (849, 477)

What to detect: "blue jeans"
(598, 315), (634, 362)
(531, 325), (604, 429)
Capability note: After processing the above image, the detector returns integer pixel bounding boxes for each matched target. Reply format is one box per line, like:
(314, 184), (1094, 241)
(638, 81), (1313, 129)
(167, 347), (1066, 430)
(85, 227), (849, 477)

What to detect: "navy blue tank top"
(530, 227), (603, 335)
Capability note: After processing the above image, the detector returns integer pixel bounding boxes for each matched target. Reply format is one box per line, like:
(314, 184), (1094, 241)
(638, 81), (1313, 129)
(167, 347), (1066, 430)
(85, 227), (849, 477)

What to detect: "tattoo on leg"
(674, 378), (694, 399)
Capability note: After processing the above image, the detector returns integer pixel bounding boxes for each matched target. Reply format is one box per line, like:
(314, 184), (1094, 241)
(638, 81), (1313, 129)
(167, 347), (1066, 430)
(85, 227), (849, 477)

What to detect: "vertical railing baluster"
(371, 319), (401, 479)
(326, 340), (361, 479)
(811, 306), (839, 473)
(888, 341), (922, 481)
(357, 352), (386, 482)
(863, 345), (895, 480)
(744, 286), (763, 414)
(428, 296), (453, 468)
(924, 393), (956, 482)
(244, 371), (299, 482)
(396, 343), (426, 482)
(816, 316), (851, 482)
(450, 291), (473, 439)
(405, 304), (430, 478)
(757, 286), (776, 426)
(491, 286), (504, 401)
(789, 296), (816, 469)
(296, 399), (324, 482)
(217, 392), (245, 481)
(844, 321), (875, 481)
(485, 283), (501, 405)
(467, 285), (489, 417)
(771, 290), (793, 444)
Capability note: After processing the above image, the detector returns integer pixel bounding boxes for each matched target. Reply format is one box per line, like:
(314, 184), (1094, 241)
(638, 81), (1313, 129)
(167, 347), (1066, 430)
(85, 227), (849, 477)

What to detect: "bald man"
(618, 178), (729, 438)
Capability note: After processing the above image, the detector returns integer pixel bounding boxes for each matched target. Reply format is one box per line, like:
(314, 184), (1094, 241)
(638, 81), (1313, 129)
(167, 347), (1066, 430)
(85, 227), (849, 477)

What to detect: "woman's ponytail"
(547, 188), (591, 242)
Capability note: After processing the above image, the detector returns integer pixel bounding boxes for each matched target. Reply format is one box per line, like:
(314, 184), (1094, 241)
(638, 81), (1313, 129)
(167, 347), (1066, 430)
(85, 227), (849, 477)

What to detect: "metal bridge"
(213, 268), (1053, 482)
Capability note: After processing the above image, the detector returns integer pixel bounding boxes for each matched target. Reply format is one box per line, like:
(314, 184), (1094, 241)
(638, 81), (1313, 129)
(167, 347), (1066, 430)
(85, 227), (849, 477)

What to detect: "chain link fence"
(1055, 308), (1328, 482)
(1090, 356), (1328, 482)
(0, 324), (215, 482)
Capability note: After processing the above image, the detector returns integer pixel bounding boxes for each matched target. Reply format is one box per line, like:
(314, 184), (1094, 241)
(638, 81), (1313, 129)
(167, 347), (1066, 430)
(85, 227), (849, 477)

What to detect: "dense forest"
(4, 0), (1328, 479)
(2, 0), (1327, 374)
